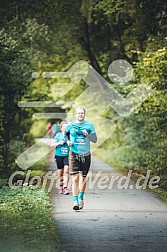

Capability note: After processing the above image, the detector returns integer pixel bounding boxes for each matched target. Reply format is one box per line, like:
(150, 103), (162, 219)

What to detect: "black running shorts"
(69, 151), (91, 177)
(55, 155), (69, 169)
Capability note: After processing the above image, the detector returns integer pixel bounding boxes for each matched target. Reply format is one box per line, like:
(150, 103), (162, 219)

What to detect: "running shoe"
(73, 202), (80, 211)
(59, 187), (63, 194)
(63, 188), (69, 195)
(79, 199), (84, 209)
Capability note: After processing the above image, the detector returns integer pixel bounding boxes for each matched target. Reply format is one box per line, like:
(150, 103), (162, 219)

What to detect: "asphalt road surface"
(50, 155), (167, 252)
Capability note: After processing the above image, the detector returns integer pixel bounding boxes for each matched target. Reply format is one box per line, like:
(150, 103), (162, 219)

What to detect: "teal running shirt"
(66, 120), (96, 154)
(54, 132), (69, 156)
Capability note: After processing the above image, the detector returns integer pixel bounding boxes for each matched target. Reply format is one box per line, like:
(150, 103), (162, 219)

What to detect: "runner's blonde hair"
(75, 107), (86, 114)
(60, 121), (67, 128)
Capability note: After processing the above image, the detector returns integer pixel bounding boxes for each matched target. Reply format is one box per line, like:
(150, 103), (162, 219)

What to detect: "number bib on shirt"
(60, 147), (69, 155)
(75, 135), (85, 144)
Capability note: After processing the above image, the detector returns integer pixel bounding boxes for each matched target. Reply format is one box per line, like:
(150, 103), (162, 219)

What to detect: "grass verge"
(0, 186), (59, 252)
(95, 149), (167, 202)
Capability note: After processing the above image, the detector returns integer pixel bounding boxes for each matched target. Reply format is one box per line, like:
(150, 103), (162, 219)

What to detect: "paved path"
(50, 155), (167, 252)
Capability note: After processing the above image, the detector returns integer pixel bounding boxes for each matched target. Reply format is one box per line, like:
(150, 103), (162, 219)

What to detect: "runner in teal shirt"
(54, 132), (69, 156)
(65, 107), (97, 210)
(66, 120), (96, 155)
(53, 121), (70, 195)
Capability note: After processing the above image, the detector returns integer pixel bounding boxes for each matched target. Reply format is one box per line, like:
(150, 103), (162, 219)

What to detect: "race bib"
(60, 147), (69, 154)
(75, 135), (85, 144)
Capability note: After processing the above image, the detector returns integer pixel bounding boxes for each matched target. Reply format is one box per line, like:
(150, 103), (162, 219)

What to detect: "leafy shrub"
(0, 178), (7, 188)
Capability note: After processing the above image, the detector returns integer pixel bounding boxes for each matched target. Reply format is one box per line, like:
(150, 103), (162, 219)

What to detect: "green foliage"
(0, 0), (166, 186)
(96, 41), (167, 177)
(0, 178), (7, 188)
(0, 17), (56, 177)
(30, 157), (48, 171)
(153, 187), (167, 203)
(0, 187), (58, 251)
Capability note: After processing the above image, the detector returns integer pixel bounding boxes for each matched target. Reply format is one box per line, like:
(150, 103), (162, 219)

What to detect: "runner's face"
(76, 109), (85, 122)
(61, 123), (67, 132)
